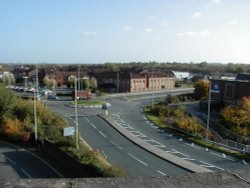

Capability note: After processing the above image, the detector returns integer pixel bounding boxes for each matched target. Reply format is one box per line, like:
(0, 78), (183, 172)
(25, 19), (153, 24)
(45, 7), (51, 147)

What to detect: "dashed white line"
(164, 133), (173, 137)
(171, 149), (190, 158)
(157, 170), (166, 175)
(110, 140), (122, 150)
(130, 131), (146, 138)
(185, 143), (201, 150)
(21, 168), (32, 178)
(199, 160), (225, 171)
(90, 123), (97, 129)
(181, 158), (196, 161)
(242, 160), (248, 165)
(128, 153), (148, 166)
(2, 155), (16, 165)
(209, 152), (235, 162)
(84, 117), (90, 123)
(98, 131), (107, 138)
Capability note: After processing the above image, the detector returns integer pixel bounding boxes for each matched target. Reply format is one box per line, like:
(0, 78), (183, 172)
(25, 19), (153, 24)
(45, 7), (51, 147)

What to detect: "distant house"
(172, 71), (190, 81)
(210, 73), (250, 105)
(95, 70), (175, 93)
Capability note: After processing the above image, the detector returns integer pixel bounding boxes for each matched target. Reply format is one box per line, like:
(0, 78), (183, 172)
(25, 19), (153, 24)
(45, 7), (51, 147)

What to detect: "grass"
(144, 106), (250, 161)
(69, 100), (106, 106)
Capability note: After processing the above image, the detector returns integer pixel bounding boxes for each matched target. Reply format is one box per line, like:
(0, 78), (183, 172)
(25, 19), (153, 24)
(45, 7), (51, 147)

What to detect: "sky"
(0, 0), (250, 64)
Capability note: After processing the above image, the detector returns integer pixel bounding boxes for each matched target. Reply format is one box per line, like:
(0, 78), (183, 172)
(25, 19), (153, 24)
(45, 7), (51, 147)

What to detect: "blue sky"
(0, 0), (250, 64)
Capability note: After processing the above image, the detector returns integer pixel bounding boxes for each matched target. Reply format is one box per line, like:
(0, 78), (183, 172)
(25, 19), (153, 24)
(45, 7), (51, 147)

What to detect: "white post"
(206, 80), (212, 140)
(34, 66), (38, 142)
(74, 78), (79, 149)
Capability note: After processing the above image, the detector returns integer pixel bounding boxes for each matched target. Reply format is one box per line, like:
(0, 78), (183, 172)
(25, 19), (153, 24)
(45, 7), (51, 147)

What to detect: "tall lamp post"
(74, 78), (79, 149)
(206, 81), (212, 140)
(34, 66), (38, 142)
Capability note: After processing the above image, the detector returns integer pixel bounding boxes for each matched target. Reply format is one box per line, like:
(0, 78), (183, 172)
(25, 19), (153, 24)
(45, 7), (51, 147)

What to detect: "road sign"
(63, 127), (75, 136)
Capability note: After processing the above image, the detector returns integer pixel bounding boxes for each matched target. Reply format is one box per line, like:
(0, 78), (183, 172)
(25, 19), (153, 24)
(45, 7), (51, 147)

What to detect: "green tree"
(0, 84), (16, 123)
(194, 80), (209, 100)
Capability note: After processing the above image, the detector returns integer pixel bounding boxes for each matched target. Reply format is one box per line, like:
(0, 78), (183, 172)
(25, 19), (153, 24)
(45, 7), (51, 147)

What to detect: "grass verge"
(69, 100), (106, 106)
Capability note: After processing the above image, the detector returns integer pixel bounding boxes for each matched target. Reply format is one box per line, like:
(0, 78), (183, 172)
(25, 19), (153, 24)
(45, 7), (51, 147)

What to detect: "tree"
(0, 84), (16, 124)
(67, 75), (76, 88)
(194, 80), (209, 100)
(221, 97), (250, 137)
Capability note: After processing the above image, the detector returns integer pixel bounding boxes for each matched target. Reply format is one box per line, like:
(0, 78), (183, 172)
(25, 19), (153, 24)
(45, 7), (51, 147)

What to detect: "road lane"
(0, 141), (61, 178)
(74, 115), (189, 176)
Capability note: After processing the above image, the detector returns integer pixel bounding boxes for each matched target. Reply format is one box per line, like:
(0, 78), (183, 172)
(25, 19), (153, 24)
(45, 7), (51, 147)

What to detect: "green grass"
(69, 100), (106, 106)
(144, 106), (250, 160)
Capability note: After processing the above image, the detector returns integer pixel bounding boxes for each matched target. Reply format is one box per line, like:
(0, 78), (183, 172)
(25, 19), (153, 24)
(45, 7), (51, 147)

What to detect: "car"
(47, 95), (59, 100)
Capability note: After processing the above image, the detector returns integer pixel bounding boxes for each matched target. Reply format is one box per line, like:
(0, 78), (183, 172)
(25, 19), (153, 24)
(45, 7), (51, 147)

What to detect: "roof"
(236, 73), (250, 81)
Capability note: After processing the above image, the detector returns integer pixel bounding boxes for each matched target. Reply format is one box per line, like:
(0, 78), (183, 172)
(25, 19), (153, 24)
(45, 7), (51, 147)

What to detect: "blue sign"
(211, 83), (220, 93)
(63, 127), (75, 136)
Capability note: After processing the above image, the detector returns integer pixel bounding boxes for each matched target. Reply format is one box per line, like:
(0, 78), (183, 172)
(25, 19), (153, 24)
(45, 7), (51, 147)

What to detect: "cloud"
(145, 27), (153, 33)
(229, 20), (239, 25)
(193, 12), (202, 18)
(148, 16), (168, 27)
(81, 31), (97, 36)
(177, 30), (211, 38)
(149, 16), (159, 21)
(205, 0), (222, 9)
(200, 30), (211, 37)
(122, 25), (134, 32)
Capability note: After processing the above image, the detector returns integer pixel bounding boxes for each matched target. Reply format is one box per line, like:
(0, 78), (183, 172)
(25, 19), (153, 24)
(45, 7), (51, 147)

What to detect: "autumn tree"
(194, 80), (209, 100)
(220, 97), (250, 137)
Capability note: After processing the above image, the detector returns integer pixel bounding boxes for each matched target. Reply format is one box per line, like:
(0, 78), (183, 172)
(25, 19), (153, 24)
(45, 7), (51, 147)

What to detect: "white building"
(172, 71), (190, 81)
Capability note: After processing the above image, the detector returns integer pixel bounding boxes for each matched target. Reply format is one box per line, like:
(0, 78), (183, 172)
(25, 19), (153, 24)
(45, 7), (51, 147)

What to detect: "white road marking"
(21, 168), (32, 178)
(98, 131), (107, 138)
(181, 158), (196, 161)
(157, 170), (166, 175)
(144, 139), (165, 148)
(130, 131), (147, 138)
(179, 138), (183, 141)
(171, 149), (190, 158)
(84, 117), (90, 123)
(242, 160), (248, 165)
(2, 155), (16, 165)
(164, 133), (173, 137)
(128, 153), (148, 166)
(110, 140), (122, 150)
(185, 143), (201, 150)
(199, 160), (225, 171)
(90, 123), (97, 129)
(209, 152), (235, 162)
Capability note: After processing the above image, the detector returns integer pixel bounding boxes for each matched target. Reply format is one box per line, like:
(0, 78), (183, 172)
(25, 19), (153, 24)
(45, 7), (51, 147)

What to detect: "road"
(66, 115), (188, 176)
(45, 88), (250, 175)
(107, 97), (250, 172)
(0, 141), (61, 178)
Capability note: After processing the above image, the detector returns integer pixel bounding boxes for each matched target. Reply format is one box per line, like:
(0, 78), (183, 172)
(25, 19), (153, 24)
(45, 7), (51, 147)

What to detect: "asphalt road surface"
(0, 141), (61, 178)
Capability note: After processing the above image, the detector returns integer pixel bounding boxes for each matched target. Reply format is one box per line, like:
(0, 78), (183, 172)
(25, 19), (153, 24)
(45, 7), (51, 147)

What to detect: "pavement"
(100, 114), (212, 173)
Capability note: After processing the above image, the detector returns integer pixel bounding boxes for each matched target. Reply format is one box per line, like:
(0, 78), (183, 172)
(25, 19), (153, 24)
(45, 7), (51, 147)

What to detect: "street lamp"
(206, 81), (212, 140)
(74, 78), (79, 149)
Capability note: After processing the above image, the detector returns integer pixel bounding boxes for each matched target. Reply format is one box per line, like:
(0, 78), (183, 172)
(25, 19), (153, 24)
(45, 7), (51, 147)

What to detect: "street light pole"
(74, 78), (79, 149)
(151, 72), (155, 108)
(206, 81), (212, 140)
(34, 66), (38, 142)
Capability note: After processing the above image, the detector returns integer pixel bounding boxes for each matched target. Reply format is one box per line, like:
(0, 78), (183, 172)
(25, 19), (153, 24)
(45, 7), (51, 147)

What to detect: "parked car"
(47, 95), (59, 100)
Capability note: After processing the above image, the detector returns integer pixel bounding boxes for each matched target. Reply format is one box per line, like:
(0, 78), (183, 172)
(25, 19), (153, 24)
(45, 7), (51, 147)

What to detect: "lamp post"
(151, 72), (155, 108)
(33, 66), (38, 142)
(74, 78), (79, 149)
(206, 81), (212, 140)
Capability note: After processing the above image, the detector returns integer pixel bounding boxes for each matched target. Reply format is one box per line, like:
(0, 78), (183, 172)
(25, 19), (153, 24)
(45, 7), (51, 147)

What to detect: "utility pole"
(206, 81), (212, 140)
(151, 72), (155, 108)
(34, 66), (38, 142)
(116, 71), (119, 93)
(78, 64), (80, 90)
(74, 78), (79, 149)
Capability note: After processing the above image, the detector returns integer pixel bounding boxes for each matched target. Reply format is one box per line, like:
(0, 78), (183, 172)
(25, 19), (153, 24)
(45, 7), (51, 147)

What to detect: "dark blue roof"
(236, 73), (250, 81)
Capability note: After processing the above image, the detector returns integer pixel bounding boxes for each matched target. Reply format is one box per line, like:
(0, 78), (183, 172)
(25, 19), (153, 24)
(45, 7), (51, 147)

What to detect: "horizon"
(1, 0), (250, 64)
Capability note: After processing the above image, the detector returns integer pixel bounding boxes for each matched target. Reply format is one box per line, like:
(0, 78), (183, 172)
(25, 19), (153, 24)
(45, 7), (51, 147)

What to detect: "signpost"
(63, 127), (75, 137)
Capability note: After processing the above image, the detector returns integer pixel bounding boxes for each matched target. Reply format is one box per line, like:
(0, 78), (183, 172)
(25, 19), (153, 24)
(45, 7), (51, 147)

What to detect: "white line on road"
(21, 168), (32, 178)
(110, 140), (122, 150)
(199, 160), (225, 171)
(84, 117), (90, 123)
(2, 155), (16, 165)
(164, 133), (173, 138)
(171, 149), (190, 158)
(90, 123), (97, 129)
(128, 153), (148, 166)
(185, 143), (201, 150)
(157, 170), (166, 175)
(130, 131), (146, 138)
(242, 160), (248, 165)
(98, 131), (107, 138)
(181, 158), (196, 161)
(209, 152), (235, 162)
